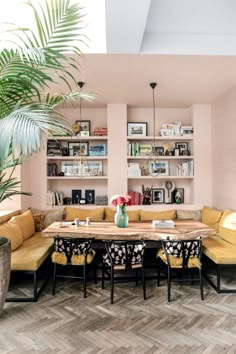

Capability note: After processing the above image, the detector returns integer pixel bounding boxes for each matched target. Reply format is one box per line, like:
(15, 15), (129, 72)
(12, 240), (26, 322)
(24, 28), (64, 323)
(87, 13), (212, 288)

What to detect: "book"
(152, 220), (175, 228)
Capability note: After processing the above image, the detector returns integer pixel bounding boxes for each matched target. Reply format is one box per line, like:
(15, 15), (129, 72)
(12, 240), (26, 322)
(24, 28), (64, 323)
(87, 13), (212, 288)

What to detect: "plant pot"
(0, 237), (11, 316)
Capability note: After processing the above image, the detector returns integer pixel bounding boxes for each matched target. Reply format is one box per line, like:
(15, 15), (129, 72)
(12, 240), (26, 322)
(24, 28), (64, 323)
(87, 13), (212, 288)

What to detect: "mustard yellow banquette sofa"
(0, 209), (54, 302)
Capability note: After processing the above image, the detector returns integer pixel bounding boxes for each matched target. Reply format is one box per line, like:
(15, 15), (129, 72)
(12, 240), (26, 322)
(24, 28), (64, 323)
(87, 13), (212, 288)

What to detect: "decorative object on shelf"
(127, 122), (147, 137)
(85, 189), (95, 204)
(75, 120), (90, 136)
(152, 188), (165, 204)
(163, 142), (173, 155)
(93, 127), (108, 136)
(95, 195), (108, 205)
(89, 143), (107, 156)
(142, 185), (153, 205)
(72, 189), (82, 204)
(163, 180), (175, 204)
(63, 197), (72, 205)
(111, 194), (132, 228)
(182, 149), (190, 156)
(72, 123), (81, 135)
(175, 142), (189, 155)
(159, 121), (182, 136)
(174, 188), (184, 204)
(154, 146), (164, 156)
(174, 148), (180, 156)
(47, 140), (62, 156)
(181, 125), (194, 136)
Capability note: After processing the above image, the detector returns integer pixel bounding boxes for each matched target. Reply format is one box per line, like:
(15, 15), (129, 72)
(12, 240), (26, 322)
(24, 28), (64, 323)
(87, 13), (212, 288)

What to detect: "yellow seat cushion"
(202, 235), (236, 264)
(11, 210), (35, 240)
(202, 206), (223, 233)
(140, 209), (176, 221)
(157, 249), (201, 268)
(11, 232), (54, 271)
(104, 207), (115, 221)
(51, 249), (96, 265)
(218, 209), (236, 245)
(65, 207), (104, 221)
(0, 221), (23, 251)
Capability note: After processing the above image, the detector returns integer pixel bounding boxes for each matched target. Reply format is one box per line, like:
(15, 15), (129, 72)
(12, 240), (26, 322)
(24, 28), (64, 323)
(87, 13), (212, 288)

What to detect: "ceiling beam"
(105, 0), (151, 53)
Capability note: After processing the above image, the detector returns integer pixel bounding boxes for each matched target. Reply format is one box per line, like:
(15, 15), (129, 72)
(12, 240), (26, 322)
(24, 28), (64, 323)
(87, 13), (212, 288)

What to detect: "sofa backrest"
(0, 210), (21, 225)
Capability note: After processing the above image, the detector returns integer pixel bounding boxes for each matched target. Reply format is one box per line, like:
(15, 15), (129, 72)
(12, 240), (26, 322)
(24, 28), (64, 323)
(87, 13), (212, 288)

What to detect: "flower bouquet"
(110, 193), (132, 207)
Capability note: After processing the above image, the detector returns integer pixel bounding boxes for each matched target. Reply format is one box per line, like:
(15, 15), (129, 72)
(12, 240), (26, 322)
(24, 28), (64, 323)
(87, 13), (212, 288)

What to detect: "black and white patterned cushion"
(165, 240), (200, 258)
(54, 238), (92, 256)
(103, 242), (145, 266)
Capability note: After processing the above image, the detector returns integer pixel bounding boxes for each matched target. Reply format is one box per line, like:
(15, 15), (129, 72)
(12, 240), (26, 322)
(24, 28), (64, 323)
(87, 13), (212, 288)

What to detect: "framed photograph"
(85, 189), (95, 204)
(127, 122), (147, 137)
(152, 188), (165, 204)
(149, 161), (169, 176)
(76, 120), (90, 135)
(72, 189), (82, 204)
(154, 146), (164, 156)
(174, 188), (184, 204)
(68, 142), (89, 156)
(61, 161), (80, 176)
(175, 142), (188, 155)
(87, 161), (103, 176)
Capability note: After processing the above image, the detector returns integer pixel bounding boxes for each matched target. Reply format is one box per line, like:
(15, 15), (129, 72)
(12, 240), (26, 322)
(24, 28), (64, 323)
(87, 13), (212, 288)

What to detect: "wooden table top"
(42, 220), (215, 241)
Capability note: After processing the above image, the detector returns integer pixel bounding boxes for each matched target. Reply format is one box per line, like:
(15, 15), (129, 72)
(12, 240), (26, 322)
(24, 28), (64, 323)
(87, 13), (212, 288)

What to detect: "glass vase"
(114, 205), (129, 228)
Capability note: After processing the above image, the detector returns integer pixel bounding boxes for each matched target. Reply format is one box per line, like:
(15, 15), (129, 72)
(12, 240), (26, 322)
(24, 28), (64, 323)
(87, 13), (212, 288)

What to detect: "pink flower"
(110, 193), (132, 207)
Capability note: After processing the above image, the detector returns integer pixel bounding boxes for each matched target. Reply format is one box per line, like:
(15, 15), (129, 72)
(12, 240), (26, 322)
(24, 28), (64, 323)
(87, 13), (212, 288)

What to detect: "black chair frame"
(102, 240), (146, 304)
(52, 237), (96, 298)
(158, 238), (203, 302)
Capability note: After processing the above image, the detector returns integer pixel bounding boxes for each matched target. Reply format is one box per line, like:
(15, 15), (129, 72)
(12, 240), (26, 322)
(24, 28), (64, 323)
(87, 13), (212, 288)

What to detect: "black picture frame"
(152, 188), (165, 204)
(75, 120), (90, 135)
(175, 142), (188, 155)
(85, 189), (95, 204)
(72, 189), (82, 204)
(127, 122), (147, 137)
(173, 188), (184, 204)
(154, 146), (164, 156)
(68, 142), (89, 156)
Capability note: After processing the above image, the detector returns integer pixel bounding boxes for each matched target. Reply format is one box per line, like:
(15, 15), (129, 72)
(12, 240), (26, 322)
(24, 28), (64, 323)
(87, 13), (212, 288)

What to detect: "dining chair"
(157, 237), (203, 302)
(102, 240), (146, 304)
(51, 237), (96, 297)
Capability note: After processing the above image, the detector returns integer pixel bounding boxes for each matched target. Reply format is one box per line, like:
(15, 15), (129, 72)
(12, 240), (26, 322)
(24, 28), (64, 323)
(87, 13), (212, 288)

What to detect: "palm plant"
(0, 0), (94, 202)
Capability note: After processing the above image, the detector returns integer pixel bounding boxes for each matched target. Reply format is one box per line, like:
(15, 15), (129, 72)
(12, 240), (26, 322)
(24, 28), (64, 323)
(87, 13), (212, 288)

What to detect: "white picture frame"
(149, 161), (169, 176)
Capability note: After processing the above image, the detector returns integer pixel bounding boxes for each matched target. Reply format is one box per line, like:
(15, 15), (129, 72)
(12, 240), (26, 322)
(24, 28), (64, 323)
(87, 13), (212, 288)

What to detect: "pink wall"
(212, 87), (236, 210)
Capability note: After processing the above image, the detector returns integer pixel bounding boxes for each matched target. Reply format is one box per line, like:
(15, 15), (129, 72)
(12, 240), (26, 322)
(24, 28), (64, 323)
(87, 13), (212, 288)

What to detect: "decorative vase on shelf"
(114, 205), (129, 228)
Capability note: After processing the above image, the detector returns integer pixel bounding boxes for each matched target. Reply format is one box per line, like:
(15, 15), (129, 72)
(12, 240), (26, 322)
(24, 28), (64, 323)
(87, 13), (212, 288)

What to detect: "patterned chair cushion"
(103, 242), (145, 267)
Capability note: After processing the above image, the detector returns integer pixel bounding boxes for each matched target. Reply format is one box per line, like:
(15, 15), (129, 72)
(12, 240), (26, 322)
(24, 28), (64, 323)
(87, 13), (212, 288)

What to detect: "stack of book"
(127, 163), (141, 177)
(128, 191), (143, 205)
(95, 195), (108, 205)
(93, 127), (108, 136)
(176, 161), (194, 176)
(139, 144), (152, 156)
(152, 220), (175, 228)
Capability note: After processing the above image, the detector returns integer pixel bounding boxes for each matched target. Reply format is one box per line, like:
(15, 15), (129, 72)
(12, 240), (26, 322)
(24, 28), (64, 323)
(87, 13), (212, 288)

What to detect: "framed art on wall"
(76, 120), (90, 136)
(174, 188), (184, 204)
(149, 161), (169, 176)
(85, 189), (95, 204)
(127, 122), (147, 137)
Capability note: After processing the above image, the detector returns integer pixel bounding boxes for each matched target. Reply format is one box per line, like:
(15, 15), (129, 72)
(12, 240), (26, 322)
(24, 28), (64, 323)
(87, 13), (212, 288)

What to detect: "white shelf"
(47, 156), (107, 160)
(127, 176), (194, 179)
(47, 176), (107, 180)
(51, 136), (108, 141)
(127, 135), (193, 141)
(127, 156), (194, 160)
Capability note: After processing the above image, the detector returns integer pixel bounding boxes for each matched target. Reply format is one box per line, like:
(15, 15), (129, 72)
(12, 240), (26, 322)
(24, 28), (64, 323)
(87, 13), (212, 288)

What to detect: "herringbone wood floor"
(1, 270), (236, 354)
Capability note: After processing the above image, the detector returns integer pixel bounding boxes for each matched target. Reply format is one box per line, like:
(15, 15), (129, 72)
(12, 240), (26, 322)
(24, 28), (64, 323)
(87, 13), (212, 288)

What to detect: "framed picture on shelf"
(60, 161), (80, 176)
(85, 189), (95, 204)
(87, 161), (103, 176)
(173, 188), (184, 204)
(175, 142), (188, 155)
(76, 120), (90, 136)
(152, 188), (165, 204)
(68, 142), (89, 156)
(72, 189), (82, 204)
(127, 122), (147, 137)
(154, 146), (164, 156)
(149, 161), (169, 176)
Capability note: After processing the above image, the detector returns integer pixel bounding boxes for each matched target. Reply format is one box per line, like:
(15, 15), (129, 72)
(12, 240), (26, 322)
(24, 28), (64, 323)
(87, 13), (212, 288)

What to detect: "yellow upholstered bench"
(202, 209), (236, 293)
(0, 210), (54, 302)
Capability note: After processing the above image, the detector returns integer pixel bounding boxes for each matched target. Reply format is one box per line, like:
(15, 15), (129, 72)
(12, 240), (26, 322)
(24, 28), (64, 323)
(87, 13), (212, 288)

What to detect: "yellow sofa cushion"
(202, 206), (223, 233)
(203, 235), (236, 264)
(30, 208), (64, 229)
(218, 209), (236, 245)
(104, 208), (140, 222)
(11, 210), (35, 240)
(0, 221), (23, 251)
(65, 207), (104, 221)
(11, 232), (54, 271)
(0, 210), (21, 225)
(140, 209), (176, 221)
